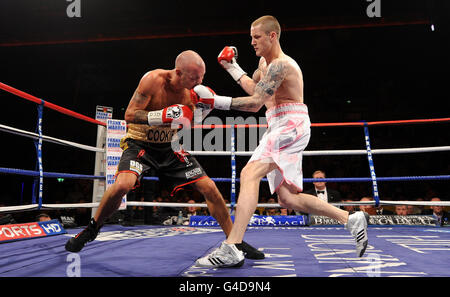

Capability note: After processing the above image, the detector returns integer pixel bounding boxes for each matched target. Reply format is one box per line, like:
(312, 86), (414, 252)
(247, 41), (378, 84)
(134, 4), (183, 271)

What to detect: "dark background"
(0, 0), (449, 210)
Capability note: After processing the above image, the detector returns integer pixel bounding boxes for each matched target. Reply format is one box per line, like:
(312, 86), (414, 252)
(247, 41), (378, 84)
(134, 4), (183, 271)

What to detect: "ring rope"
(0, 123), (104, 152)
(2, 166), (449, 183)
(2, 200), (450, 213)
(0, 167), (450, 183)
(0, 82), (105, 127)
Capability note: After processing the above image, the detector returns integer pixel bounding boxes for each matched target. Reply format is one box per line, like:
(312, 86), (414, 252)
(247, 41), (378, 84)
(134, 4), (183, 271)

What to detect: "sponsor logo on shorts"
(185, 168), (202, 179)
(129, 160), (143, 175)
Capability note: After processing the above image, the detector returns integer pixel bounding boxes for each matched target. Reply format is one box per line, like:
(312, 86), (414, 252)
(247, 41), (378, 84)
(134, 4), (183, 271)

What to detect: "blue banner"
(189, 215), (308, 227)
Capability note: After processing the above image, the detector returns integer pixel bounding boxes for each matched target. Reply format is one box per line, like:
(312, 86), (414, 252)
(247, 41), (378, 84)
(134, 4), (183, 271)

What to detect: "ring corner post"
(33, 100), (45, 209)
(230, 125), (236, 214)
(363, 122), (380, 207)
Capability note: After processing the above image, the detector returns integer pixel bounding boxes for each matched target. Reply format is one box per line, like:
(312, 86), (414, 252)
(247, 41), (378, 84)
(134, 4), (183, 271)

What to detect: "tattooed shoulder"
(255, 59), (289, 97)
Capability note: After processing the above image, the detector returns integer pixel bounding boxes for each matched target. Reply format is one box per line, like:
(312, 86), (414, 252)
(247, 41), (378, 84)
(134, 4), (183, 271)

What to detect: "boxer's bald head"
(176, 50), (205, 71)
(175, 50), (205, 89)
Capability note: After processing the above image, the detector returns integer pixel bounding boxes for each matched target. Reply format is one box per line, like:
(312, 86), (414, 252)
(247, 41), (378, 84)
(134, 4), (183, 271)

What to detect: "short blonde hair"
(251, 15), (281, 40)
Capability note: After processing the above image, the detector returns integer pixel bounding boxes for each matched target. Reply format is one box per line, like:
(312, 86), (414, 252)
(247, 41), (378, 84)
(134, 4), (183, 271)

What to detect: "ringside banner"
(0, 219), (66, 243)
(189, 215), (308, 227)
(309, 215), (438, 226)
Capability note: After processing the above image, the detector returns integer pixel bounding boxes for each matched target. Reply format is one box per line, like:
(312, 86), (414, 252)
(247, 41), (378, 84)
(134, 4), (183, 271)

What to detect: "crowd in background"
(1, 169), (448, 228)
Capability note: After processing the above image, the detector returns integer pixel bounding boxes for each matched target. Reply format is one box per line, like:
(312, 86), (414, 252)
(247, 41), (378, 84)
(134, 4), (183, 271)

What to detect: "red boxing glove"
(193, 85), (232, 110)
(190, 86), (215, 107)
(147, 104), (193, 125)
(217, 46), (247, 82)
(217, 46), (237, 64)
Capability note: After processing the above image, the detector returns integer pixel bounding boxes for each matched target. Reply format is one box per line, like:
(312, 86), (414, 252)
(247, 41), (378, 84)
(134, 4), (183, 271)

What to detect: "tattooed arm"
(124, 72), (155, 124)
(230, 59), (288, 112)
(238, 68), (262, 96)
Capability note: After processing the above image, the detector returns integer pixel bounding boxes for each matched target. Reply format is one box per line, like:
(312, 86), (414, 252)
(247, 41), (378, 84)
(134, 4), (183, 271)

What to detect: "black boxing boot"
(235, 241), (265, 260)
(65, 218), (100, 253)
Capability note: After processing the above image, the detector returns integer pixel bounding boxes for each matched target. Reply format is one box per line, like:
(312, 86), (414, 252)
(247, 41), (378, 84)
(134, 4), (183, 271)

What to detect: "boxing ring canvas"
(1, 225), (449, 277)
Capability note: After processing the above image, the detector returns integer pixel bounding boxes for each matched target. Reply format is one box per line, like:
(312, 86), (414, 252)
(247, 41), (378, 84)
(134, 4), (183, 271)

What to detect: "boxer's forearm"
(238, 75), (257, 96)
(230, 94), (264, 112)
(132, 110), (150, 124)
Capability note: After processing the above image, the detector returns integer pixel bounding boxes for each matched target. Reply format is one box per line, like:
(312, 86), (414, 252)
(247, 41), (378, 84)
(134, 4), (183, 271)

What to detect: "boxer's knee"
(194, 177), (222, 202)
(113, 173), (137, 196)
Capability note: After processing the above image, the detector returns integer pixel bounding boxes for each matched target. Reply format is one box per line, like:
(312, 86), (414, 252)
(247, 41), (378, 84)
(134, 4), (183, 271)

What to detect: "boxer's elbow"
(125, 109), (148, 124)
(124, 110), (135, 123)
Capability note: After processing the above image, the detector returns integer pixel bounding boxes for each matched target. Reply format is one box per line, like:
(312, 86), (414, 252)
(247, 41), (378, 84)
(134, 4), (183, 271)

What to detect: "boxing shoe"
(65, 218), (100, 253)
(236, 241), (265, 260)
(196, 241), (245, 268)
(345, 211), (370, 257)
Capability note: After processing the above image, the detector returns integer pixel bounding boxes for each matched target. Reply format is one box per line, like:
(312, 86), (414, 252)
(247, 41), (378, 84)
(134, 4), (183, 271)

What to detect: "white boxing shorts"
(248, 103), (311, 194)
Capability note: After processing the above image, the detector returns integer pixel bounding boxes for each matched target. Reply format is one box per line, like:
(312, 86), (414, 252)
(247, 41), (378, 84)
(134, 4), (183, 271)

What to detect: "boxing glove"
(192, 85), (232, 110)
(147, 104), (193, 125)
(218, 46), (247, 83)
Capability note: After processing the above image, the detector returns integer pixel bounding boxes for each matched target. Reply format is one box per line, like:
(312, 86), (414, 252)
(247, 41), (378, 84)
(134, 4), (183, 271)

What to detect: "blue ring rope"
(1, 167), (449, 182)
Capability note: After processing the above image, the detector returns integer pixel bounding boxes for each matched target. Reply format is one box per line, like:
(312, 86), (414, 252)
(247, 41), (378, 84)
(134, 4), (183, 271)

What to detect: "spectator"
(186, 200), (200, 217)
(406, 204), (421, 215)
(36, 213), (52, 222)
(264, 198), (281, 216)
(412, 198), (425, 215)
(375, 197), (393, 215)
(424, 197), (449, 226)
(359, 197), (377, 215)
(394, 205), (408, 216)
(304, 170), (341, 203)
(0, 204), (16, 225)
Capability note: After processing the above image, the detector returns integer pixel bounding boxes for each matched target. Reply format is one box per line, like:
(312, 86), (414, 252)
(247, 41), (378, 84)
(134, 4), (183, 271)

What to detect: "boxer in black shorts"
(65, 50), (264, 259)
(118, 138), (207, 195)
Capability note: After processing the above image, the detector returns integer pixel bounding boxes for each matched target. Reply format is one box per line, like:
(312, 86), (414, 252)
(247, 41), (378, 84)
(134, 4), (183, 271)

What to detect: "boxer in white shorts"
(192, 15), (369, 267)
(250, 102), (311, 194)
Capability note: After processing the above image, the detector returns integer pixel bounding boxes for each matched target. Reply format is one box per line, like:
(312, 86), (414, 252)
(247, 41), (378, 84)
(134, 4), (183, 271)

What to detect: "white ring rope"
(2, 200), (449, 213)
(2, 121), (450, 157)
(1, 123), (449, 156)
(0, 123), (104, 153)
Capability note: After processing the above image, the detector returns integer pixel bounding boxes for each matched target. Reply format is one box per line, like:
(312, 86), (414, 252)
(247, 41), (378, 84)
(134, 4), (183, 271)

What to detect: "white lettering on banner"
(30, 224), (43, 235)
(0, 224), (43, 238)
(41, 223), (62, 234)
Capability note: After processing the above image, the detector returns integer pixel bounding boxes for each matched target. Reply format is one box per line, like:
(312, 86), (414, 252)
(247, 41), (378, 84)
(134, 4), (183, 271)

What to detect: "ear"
(270, 31), (278, 41)
(175, 69), (182, 77)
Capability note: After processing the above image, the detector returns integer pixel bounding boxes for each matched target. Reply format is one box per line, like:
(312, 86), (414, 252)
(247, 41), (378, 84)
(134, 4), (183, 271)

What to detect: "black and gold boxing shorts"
(117, 138), (207, 195)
